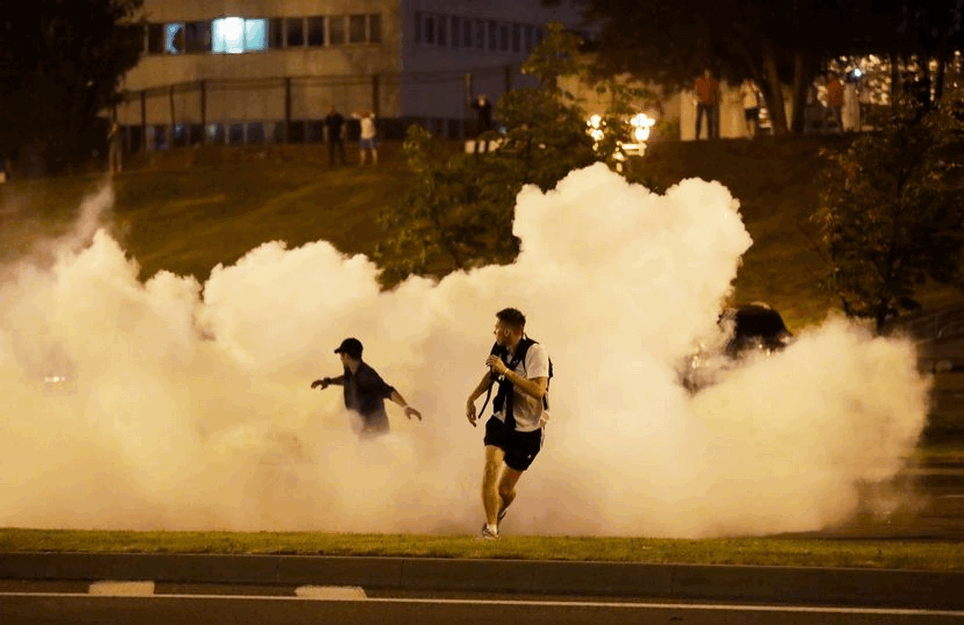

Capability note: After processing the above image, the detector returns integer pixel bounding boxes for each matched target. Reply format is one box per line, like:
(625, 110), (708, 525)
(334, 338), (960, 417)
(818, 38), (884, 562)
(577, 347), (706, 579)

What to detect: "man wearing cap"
(311, 338), (421, 436)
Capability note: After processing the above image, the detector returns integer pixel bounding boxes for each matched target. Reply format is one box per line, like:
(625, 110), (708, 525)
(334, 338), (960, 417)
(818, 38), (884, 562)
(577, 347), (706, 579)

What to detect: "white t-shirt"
(494, 342), (550, 432)
(359, 115), (376, 140)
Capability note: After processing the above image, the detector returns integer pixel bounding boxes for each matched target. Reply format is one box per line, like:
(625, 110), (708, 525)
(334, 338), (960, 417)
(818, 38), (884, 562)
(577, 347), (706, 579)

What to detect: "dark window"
(166, 23), (185, 53)
(172, 124), (188, 147)
(437, 15), (447, 46)
(349, 15), (366, 43)
(268, 122), (285, 143)
(305, 121), (324, 142)
(415, 12), (422, 43)
(307, 16), (324, 45)
(512, 23), (520, 52)
(451, 16), (461, 47)
(369, 14), (381, 43)
(499, 23), (509, 51)
(269, 18), (284, 48)
(189, 124), (204, 145)
(147, 23), (164, 54)
(524, 25), (535, 51)
(228, 123), (245, 145)
(128, 125), (144, 153)
(184, 21), (211, 53)
(474, 20), (485, 49)
(329, 16), (345, 44)
(488, 20), (497, 50)
(535, 27), (545, 45)
(287, 121), (305, 143)
(286, 17), (304, 47)
(464, 20), (472, 48)
(246, 123), (265, 144)
(152, 125), (168, 150)
(424, 15), (435, 44)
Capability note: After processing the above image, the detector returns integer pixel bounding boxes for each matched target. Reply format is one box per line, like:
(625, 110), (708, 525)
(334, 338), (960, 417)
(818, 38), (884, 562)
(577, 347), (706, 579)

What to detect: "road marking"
(88, 581), (155, 596)
(1, 592), (961, 617)
(294, 585), (366, 599)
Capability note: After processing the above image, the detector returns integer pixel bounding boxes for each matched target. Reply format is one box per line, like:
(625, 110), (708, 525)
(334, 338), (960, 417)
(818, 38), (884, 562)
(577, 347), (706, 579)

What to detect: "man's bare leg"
(497, 467), (522, 524)
(482, 445), (505, 527)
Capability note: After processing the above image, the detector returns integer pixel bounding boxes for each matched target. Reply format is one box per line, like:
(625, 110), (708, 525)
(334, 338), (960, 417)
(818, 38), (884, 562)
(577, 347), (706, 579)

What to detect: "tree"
(0, 0), (144, 175)
(560, 0), (963, 135)
(375, 23), (598, 284)
(813, 99), (964, 332)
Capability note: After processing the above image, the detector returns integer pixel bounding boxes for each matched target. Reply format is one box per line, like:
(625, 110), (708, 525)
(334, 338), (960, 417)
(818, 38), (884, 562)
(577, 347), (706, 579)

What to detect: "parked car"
(682, 303), (793, 391)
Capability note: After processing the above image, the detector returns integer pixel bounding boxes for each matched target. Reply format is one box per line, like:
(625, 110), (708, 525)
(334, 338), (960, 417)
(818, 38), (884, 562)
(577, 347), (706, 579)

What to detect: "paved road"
(2, 592), (962, 625)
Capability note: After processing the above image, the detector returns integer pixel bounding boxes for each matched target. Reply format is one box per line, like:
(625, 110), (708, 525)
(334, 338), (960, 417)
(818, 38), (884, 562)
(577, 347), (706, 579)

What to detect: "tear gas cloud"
(0, 163), (929, 536)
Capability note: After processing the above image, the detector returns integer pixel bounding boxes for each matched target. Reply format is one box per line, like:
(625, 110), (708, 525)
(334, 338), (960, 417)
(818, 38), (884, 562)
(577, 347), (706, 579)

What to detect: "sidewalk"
(1, 552), (961, 610)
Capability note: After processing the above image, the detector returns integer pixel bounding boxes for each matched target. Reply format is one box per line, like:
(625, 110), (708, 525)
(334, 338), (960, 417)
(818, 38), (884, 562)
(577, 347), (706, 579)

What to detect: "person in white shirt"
(739, 78), (761, 138)
(352, 111), (378, 165)
(465, 308), (551, 539)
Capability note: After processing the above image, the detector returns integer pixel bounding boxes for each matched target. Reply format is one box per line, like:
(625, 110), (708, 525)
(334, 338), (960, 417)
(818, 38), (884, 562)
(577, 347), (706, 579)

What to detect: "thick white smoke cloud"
(0, 163), (929, 536)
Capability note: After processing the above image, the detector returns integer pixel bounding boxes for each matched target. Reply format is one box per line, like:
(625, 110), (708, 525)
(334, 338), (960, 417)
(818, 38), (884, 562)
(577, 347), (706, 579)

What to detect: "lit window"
(212, 17), (268, 53)
(165, 23), (185, 53)
(245, 19), (267, 50)
(212, 17), (244, 53)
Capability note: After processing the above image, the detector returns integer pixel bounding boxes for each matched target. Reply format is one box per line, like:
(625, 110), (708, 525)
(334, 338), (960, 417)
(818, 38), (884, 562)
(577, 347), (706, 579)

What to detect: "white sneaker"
(479, 524), (499, 540)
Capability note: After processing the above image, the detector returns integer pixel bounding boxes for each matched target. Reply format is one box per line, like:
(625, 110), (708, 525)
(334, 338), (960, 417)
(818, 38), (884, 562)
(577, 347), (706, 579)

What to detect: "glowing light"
(213, 17), (245, 54)
(853, 68), (863, 78)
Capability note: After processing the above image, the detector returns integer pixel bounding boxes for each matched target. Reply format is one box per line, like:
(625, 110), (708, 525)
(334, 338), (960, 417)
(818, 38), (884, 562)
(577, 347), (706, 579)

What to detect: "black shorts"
(483, 416), (543, 471)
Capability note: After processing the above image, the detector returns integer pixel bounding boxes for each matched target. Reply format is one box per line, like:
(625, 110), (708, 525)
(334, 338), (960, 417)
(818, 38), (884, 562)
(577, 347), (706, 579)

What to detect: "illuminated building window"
(212, 17), (267, 53)
(165, 23), (185, 53)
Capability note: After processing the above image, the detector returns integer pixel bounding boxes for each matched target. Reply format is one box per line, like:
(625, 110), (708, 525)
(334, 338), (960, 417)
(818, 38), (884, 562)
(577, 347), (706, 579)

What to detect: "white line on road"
(1, 592), (962, 617)
(88, 581), (155, 596)
(294, 585), (366, 599)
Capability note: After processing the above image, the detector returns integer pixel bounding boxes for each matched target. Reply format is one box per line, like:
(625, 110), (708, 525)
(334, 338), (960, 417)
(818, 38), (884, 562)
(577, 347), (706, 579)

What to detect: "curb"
(1, 552), (962, 609)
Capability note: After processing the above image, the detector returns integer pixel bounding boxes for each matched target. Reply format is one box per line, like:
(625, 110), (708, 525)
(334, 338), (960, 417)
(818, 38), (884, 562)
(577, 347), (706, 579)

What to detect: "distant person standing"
(324, 105), (346, 166)
(311, 337), (421, 437)
(826, 73), (844, 132)
(470, 94), (493, 153)
(693, 68), (720, 140)
(352, 111), (378, 165)
(739, 78), (761, 138)
(465, 308), (551, 540)
(107, 121), (123, 174)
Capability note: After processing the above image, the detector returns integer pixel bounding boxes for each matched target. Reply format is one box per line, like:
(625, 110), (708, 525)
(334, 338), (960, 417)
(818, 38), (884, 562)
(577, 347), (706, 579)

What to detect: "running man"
(312, 337), (421, 436)
(465, 308), (551, 539)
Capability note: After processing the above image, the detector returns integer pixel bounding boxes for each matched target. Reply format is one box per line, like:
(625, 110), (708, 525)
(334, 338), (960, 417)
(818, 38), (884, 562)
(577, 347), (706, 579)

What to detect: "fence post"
(140, 90), (147, 153)
(284, 77), (292, 143)
(371, 74), (380, 116)
(199, 80), (207, 144)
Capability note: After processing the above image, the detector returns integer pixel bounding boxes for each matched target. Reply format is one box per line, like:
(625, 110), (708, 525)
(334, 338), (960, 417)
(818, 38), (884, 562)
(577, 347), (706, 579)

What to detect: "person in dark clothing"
(324, 105), (346, 166)
(470, 94), (493, 153)
(311, 337), (421, 436)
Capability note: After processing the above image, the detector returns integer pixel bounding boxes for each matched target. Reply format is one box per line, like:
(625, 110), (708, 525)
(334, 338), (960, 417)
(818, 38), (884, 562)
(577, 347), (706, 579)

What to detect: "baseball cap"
(334, 337), (363, 359)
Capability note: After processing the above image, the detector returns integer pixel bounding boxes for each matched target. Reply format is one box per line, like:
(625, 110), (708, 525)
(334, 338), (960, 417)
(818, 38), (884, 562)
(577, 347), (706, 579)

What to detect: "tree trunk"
(789, 51), (814, 134)
(761, 41), (788, 135)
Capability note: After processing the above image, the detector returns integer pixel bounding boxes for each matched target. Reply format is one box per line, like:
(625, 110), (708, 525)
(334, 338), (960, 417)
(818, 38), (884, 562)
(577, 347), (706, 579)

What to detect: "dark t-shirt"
(325, 113), (345, 137)
(343, 361), (395, 426)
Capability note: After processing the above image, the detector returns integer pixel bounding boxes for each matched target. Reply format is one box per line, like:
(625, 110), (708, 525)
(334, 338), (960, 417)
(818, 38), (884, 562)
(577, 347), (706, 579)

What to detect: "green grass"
(1, 528), (962, 570)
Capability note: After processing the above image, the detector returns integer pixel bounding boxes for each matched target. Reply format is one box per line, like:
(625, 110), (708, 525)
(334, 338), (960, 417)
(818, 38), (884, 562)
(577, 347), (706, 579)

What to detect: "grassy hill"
(1, 137), (960, 332)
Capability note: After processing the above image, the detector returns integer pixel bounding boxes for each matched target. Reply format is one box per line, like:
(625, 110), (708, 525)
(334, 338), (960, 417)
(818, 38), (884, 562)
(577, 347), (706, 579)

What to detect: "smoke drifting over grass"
(0, 163), (929, 536)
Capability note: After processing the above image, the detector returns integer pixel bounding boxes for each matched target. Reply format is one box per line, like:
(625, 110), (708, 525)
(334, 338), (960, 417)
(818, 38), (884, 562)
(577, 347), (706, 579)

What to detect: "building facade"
(117, 0), (583, 151)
